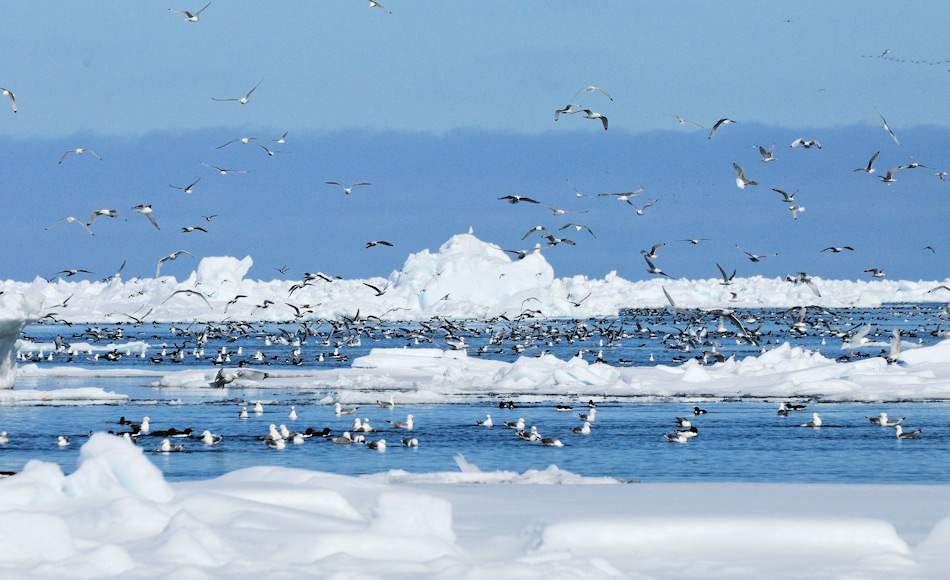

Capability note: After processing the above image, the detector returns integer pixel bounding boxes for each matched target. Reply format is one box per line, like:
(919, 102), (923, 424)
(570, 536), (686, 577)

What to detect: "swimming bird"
(579, 109), (608, 130)
(821, 246), (854, 253)
(326, 181), (372, 195)
(733, 163), (758, 188)
(476, 414), (493, 427)
(156, 250), (195, 277)
(736, 245), (777, 262)
(238, 406), (248, 419)
(1, 88), (16, 113)
(199, 430), (223, 445)
(664, 432), (690, 443)
(367, 439), (386, 451)
(644, 255), (672, 278)
(708, 118), (736, 139)
(877, 110), (900, 145)
(675, 417), (692, 428)
(335, 402), (359, 416)
(864, 268), (885, 278)
(571, 422), (591, 434)
(790, 138), (821, 149)
(577, 408), (597, 422)
(169, 2), (211, 21)
(60, 148), (102, 164)
(541, 437), (563, 447)
(504, 417), (525, 430)
(377, 395), (395, 409)
(288, 406), (297, 420)
(0, 432), (7, 444)
(212, 77), (263, 105)
(800, 413), (822, 427)
(665, 114), (702, 127)
(895, 425), (920, 439)
(694, 406), (707, 415)
(758, 144), (776, 162)
(200, 162), (248, 175)
(854, 151), (880, 173)
(132, 204), (160, 230)
(367, 0), (391, 13)
(170, 178), (201, 193)
(87, 209), (124, 226)
(387, 414), (414, 430)
(556, 404), (574, 412)
(253, 402), (264, 414)
(155, 439), (184, 452)
(573, 86), (613, 101)
(46, 217), (94, 236)
(867, 412), (903, 426)
(57, 435), (70, 447)
(402, 437), (418, 447)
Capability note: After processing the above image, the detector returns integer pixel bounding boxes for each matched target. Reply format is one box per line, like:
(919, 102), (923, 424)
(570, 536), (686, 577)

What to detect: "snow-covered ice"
(0, 434), (948, 579)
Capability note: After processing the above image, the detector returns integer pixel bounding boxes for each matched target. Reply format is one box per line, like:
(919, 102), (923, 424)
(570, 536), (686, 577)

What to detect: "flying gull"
(212, 77), (264, 104)
(572, 86), (613, 101)
(201, 162), (248, 175)
(733, 163), (758, 188)
(326, 181), (372, 195)
(46, 217), (94, 236)
(169, 2), (211, 21)
(170, 178), (201, 193)
(131, 204), (160, 230)
(0, 88), (16, 113)
(876, 109), (900, 145)
(59, 148), (102, 164)
(854, 151), (880, 173)
(708, 118), (736, 139)
(156, 250), (195, 277)
(665, 114), (702, 127)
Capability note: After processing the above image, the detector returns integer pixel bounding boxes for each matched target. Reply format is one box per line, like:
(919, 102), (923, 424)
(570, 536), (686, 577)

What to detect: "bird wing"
(195, 2), (211, 16)
(145, 213), (160, 230)
(245, 77), (264, 98)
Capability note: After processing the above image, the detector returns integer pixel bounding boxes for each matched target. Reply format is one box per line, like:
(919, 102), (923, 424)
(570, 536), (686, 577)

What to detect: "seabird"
(864, 268), (886, 278)
(758, 144), (776, 162)
(733, 163), (758, 188)
(335, 402), (359, 416)
(867, 412), (903, 426)
(169, 2), (211, 21)
(55, 269), (92, 277)
(736, 245), (777, 262)
(200, 162), (248, 175)
(821, 246), (854, 253)
(476, 414), (493, 427)
(708, 118), (736, 139)
(365, 240), (393, 248)
(326, 181), (371, 195)
(800, 412), (822, 427)
(0, 432), (7, 444)
(131, 204), (160, 230)
(665, 114), (702, 127)
(155, 439), (184, 452)
(877, 110), (900, 145)
(199, 430), (223, 445)
(680, 238), (711, 244)
(368, 0), (391, 13)
(644, 255), (672, 278)
(541, 437), (564, 447)
(216, 137), (267, 149)
(156, 250), (195, 277)
(571, 421), (591, 434)
(559, 223), (596, 238)
(212, 77), (264, 105)
(790, 138), (822, 149)
(675, 417), (692, 428)
(253, 402), (264, 414)
(694, 406), (707, 415)
(788, 203), (805, 220)
(258, 144), (287, 157)
(59, 148), (102, 164)
(631, 200), (658, 216)
(387, 414), (414, 430)
(504, 417), (525, 430)
(180, 226), (207, 233)
(46, 217), (94, 236)
(87, 209), (124, 226)
(402, 437), (418, 447)
(555, 103), (583, 121)
(161, 289), (213, 310)
(57, 435), (70, 447)
(665, 432), (690, 443)
(572, 85), (613, 101)
(854, 151), (880, 173)
(540, 204), (587, 216)
(238, 406), (248, 419)
(170, 178), (201, 193)
(895, 425), (920, 439)
(377, 395), (395, 408)
(499, 195), (540, 205)
(288, 406), (297, 420)
(0, 88), (16, 113)
(367, 439), (386, 451)
(598, 189), (644, 203)
(577, 408), (597, 422)
(579, 109), (608, 130)
(716, 263), (736, 285)
(772, 188), (798, 202)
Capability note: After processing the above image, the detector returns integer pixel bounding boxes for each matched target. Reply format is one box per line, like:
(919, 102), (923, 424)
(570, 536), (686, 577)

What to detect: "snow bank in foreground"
(4, 232), (950, 322)
(1, 435), (950, 579)
(141, 338), (950, 401)
(0, 291), (43, 389)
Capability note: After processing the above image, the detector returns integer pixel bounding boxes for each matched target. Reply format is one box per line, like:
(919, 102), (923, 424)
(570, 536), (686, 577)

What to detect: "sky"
(1, 1), (949, 284)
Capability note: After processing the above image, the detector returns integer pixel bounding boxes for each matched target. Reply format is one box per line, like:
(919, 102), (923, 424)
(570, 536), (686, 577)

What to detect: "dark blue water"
(3, 304), (948, 483)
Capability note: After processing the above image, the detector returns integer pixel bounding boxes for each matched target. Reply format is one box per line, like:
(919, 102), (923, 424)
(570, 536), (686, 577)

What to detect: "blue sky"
(2, 2), (949, 283)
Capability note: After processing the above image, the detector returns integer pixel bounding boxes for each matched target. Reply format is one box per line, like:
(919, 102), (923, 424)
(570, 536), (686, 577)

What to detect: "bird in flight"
(541, 204), (588, 217)
(498, 195), (539, 204)
(559, 223), (596, 238)
(216, 137), (268, 149)
(790, 138), (822, 149)
(169, 2), (211, 22)
(59, 148), (102, 164)
(708, 118), (736, 139)
(580, 110), (608, 130)
(864, 268), (885, 278)
(55, 269), (92, 277)
(156, 250), (195, 277)
(597, 189), (644, 203)
(181, 226), (208, 233)
(644, 256), (672, 278)
(854, 151), (880, 173)
(736, 245), (777, 262)
(631, 200), (658, 216)
(758, 144), (776, 162)
(733, 163), (758, 188)
(87, 209), (124, 226)
(876, 110), (900, 145)
(821, 246), (854, 253)
(162, 289), (213, 310)
(0, 88), (16, 113)
(201, 162), (248, 175)
(368, 0), (391, 13)
(170, 178), (201, 193)
(772, 188), (798, 202)
(212, 77), (263, 105)
(788, 203), (805, 220)
(326, 181), (371, 195)
(365, 240), (393, 248)
(665, 114), (702, 128)
(46, 217), (94, 236)
(554, 103), (583, 121)
(572, 86), (613, 101)
(132, 204), (160, 230)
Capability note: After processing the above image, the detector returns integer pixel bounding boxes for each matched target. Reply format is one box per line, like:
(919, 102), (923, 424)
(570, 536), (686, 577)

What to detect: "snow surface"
(0, 434), (949, 579)
(0, 291), (42, 389)
(3, 232), (949, 323)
